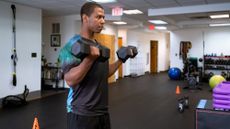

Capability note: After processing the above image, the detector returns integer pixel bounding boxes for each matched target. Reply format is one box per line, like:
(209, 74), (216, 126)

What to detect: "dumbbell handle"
(72, 38), (110, 62)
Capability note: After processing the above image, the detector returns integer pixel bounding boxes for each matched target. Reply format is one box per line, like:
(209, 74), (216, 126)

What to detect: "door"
(94, 33), (115, 83)
(150, 40), (158, 73)
(118, 37), (123, 78)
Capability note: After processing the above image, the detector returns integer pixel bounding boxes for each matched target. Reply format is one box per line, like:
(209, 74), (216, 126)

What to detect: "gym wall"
(170, 27), (230, 71)
(0, 1), (42, 98)
(127, 29), (170, 74)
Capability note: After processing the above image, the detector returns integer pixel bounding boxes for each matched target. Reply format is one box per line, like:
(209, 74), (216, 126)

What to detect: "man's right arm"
(64, 46), (100, 88)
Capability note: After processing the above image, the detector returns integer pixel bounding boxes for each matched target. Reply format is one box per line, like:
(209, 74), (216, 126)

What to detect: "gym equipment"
(209, 75), (226, 89)
(71, 38), (110, 62)
(98, 45), (110, 62)
(116, 45), (138, 63)
(127, 46), (138, 58)
(213, 82), (230, 110)
(183, 57), (203, 90)
(178, 96), (189, 113)
(196, 99), (230, 129)
(11, 4), (18, 86)
(2, 85), (29, 108)
(208, 72), (214, 79)
(221, 71), (228, 79)
(71, 40), (90, 59)
(213, 94), (230, 100)
(168, 67), (181, 80)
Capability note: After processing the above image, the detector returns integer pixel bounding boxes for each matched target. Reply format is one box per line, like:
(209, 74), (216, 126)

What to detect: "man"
(59, 2), (136, 129)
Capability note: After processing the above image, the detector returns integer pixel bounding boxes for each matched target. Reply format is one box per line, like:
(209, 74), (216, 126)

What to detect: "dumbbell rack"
(203, 55), (230, 80)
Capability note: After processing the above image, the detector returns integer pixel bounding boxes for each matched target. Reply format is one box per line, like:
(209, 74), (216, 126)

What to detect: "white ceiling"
(2, 0), (230, 30)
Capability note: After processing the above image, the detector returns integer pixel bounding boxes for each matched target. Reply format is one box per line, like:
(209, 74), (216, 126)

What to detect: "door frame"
(118, 37), (123, 78)
(150, 40), (158, 73)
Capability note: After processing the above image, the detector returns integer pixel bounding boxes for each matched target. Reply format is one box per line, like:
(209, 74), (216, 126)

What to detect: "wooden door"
(118, 37), (123, 78)
(94, 33), (115, 83)
(150, 40), (158, 73)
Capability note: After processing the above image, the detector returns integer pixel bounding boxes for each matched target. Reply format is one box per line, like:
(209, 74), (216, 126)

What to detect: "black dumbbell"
(177, 96), (189, 113)
(117, 46), (138, 63)
(98, 45), (110, 62)
(178, 98), (185, 113)
(127, 45), (138, 58)
(71, 40), (90, 60)
(184, 96), (189, 108)
(71, 38), (110, 62)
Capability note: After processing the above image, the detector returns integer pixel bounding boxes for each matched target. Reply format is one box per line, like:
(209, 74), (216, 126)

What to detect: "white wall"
(170, 26), (230, 71)
(127, 29), (170, 75)
(204, 27), (230, 55)
(42, 15), (77, 65)
(0, 1), (42, 98)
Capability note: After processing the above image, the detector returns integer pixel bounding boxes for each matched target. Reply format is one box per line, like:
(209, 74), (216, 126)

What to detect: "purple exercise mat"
(213, 94), (230, 100)
(213, 99), (230, 104)
(213, 103), (230, 109)
(213, 81), (230, 95)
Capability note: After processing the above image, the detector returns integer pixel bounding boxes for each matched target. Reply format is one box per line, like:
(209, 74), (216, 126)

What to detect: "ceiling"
(2, 0), (230, 30)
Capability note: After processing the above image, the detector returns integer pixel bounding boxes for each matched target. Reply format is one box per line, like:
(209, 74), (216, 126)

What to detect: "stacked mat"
(213, 81), (230, 110)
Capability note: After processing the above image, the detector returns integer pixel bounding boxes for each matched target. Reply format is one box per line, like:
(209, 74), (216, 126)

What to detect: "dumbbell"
(127, 46), (138, 58)
(71, 38), (110, 62)
(178, 98), (185, 113)
(116, 45), (138, 63)
(184, 96), (189, 108)
(177, 96), (189, 113)
(98, 45), (110, 62)
(71, 40), (90, 59)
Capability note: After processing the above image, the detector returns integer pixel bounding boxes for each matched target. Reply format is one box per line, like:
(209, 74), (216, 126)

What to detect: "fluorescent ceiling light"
(89, 0), (116, 3)
(155, 26), (167, 30)
(148, 20), (168, 24)
(210, 14), (229, 19)
(209, 23), (230, 27)
(123, 9), (143, 15)
(113, 21), (127, 25)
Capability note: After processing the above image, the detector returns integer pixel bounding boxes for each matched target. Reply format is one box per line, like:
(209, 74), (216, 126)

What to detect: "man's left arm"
(108, 60), (122, 77)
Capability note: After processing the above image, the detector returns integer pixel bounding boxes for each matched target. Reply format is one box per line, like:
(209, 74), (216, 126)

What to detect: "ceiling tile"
(178, 0), (206, 6)
(145, 0), (180, 8)
(118, 0), (151, 8)
(145, 0), (177, 4)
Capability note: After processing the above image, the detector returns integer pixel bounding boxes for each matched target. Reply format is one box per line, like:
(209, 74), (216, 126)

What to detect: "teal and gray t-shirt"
(59, 35), (109, 116)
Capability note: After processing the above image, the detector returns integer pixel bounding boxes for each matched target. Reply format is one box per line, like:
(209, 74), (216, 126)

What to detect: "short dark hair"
(80, 2), (104, 22)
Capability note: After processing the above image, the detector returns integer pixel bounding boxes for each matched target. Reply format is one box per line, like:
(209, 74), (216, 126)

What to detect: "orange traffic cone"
(176, 85), (181, 95)
(32, 117), (40, 129)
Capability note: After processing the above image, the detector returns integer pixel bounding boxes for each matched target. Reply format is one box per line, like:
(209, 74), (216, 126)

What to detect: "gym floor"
(0, 72), (212, 129)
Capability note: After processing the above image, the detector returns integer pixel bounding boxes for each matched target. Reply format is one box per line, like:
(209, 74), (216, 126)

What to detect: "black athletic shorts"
(67, 112), (111, 129)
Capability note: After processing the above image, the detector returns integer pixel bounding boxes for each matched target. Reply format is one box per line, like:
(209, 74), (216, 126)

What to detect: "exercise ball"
(168, 67), (181, 80)
(209, 75), (226, 89)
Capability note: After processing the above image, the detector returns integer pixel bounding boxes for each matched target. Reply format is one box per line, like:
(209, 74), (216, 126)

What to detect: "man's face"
(87, 7), (105, 33)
